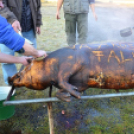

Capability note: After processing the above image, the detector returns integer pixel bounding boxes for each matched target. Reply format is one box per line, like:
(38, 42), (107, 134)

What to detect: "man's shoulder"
(4, 0), (18, 6)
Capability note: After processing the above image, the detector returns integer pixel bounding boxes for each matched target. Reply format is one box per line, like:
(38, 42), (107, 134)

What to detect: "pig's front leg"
(57, 63), (81, 99)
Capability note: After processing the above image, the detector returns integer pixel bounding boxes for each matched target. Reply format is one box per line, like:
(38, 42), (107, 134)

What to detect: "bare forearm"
(57, 0), (63, 12)
(0, 53), (24, 64)
(90, 4), (95, 14)
(22, 41), (47, 58)
(22, 41), (39, 58)
(90, 3), (97, 20)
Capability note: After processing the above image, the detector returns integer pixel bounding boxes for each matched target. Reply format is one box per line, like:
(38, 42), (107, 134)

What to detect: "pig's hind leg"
(56, 89), (71, 102)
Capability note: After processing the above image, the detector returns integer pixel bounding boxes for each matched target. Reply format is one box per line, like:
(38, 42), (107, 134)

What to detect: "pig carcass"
(8, 43), (134, 101)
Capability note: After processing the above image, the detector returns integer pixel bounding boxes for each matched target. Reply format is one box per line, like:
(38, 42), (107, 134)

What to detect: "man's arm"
(0, 0), (21, 32)
(90, 4), (97, 20)
(89, 0), (97, 21)
(0, 0), (17, 24)
(36, 0), (42, 35)
(0, 53), (32, 65)
(56, 0), (63, 20)
(22, 41), (47, 58)
(0, 15), (47, 59)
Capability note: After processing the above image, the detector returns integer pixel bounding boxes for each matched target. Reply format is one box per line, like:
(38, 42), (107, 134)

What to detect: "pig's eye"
(25, 65), (31, 72)
(16, 74), (20, 78)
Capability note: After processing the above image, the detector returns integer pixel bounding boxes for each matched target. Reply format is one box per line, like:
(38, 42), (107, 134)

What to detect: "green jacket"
(63, 0), (94, 14)
(0, 0), (42, 35)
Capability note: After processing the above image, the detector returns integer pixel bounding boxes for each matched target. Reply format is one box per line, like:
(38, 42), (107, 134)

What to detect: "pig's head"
(8, 62), (34, 89)
(8, 59), (53, 90)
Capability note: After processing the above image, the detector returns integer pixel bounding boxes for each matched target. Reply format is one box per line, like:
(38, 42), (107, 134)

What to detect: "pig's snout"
(8, 73), (21, 86)
(8, 77), (13, 86)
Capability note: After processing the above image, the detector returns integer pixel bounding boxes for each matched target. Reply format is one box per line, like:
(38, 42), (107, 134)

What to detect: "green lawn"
(1, 5), (134, 134)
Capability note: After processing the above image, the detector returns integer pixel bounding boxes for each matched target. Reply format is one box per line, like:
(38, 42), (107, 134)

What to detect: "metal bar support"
(47, 85), (54, 134)
(6, 85), (15, 101)
(4, 91), (134, 106)
(3, 90), (134, 134)
(47, 102), (54, 134)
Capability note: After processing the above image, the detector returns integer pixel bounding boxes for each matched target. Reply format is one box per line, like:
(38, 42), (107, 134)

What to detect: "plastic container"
(0, 86), (15, 120)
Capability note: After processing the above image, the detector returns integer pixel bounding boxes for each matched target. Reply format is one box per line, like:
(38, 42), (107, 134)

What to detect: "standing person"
(0, 13), (47, 64)
(56, 0), (97, 46)
(0, 0), (42, 84)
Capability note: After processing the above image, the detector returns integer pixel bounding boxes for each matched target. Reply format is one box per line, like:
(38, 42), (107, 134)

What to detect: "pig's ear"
(27, 58), (33, 63)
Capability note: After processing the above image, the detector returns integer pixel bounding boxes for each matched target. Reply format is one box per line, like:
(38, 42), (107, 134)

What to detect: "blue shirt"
(0, 15), (25, 51)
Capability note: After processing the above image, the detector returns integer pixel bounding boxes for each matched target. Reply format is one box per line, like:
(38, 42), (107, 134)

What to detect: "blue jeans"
(0, 29), (37, 85)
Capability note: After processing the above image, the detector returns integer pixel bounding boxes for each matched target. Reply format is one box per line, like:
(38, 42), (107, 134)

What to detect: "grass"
(1, 4), (134, 134)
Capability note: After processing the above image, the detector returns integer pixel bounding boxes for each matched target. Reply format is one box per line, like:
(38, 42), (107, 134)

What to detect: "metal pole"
(4, 91), (134, 106)
(6, 85), (15, 101)
(47, 102), (54, 134)
(47, 85), (54, 134)
(4, 97), (60, 105)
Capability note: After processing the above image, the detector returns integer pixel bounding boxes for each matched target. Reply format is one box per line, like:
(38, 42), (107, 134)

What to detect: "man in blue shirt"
(0, 0), (43, 84)
(0, 0), (47, 65)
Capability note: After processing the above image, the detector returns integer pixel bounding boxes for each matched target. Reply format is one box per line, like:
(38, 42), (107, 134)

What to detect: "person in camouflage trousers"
(56, 0), (97, 46)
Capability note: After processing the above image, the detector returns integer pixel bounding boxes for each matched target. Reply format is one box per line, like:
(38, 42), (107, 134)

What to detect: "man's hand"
(36, 27), (41, 35)
(37, 50), (47, 58)
(93, 13), (98, 21)
(12, 20), (21, 33)
(90, 4), (98, 21)
(56, 11), (60, 20)
(20, 57), (33, 65)
(56, 0), (63, 19)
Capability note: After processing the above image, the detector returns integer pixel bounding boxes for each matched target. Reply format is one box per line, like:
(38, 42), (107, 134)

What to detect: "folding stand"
(4, 87), (134, 134)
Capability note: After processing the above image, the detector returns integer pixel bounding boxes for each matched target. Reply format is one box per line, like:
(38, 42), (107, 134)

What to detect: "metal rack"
(4, 86), (134, 134)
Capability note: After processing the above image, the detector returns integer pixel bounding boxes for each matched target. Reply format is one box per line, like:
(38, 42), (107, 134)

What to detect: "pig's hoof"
(72, 91), (81, 99)
(70, 85), (81, 99)
(56, 90), (71, 102)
